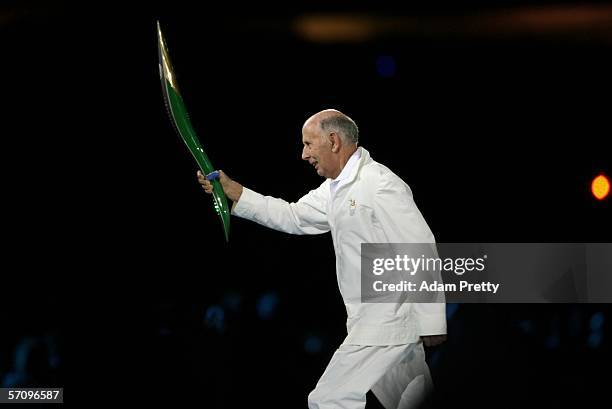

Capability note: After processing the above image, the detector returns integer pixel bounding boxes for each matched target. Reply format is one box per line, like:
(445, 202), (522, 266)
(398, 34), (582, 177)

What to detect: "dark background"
(2, 1), (611, 407)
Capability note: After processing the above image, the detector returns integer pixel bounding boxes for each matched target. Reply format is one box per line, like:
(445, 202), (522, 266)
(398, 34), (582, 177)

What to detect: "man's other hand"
(421, 335), (447, 347)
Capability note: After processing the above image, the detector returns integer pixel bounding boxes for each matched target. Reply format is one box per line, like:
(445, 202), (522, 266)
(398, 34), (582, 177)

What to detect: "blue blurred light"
(589, 312), (604, 331)
(49, 354), (61, 369)
(2, 372), (26, 388)
(223, 291), (242, 313)
(257, 292), (279, 320)
(376, 55), (397, 78)
(204, 304), (225, 333)
(517, 320), (534, 334)
(15, 339), (33, 372)
(304, 335), (323, 355)
(428, 351), (441, 368)
(446, 303), (459, 320)
(544, 335), (560, 350)
(587, 331), (603, 349)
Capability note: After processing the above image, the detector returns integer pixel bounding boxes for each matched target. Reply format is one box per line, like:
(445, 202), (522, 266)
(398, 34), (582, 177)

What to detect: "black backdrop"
(2, 1), (611, 407)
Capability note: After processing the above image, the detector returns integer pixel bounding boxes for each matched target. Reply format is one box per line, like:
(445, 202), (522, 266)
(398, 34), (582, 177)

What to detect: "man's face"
(301, 125), (334, 178)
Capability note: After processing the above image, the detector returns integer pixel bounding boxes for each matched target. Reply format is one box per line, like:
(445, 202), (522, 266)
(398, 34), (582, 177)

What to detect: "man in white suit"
(198, 109), (447, 409)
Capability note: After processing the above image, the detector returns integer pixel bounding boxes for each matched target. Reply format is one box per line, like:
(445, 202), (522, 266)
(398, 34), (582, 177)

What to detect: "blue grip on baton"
(206, 170), (220, 181)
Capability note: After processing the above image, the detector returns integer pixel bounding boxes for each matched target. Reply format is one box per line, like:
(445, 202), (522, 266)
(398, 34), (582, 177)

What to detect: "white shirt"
(232, 147), (446, 345)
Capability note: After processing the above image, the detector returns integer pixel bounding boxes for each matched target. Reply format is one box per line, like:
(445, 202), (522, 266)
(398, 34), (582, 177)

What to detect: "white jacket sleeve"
(231, 183), (330, 235)
(374, 172), (447, 336)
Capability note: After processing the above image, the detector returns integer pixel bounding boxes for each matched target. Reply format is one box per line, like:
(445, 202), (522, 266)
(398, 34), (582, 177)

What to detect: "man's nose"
(301, 146), (309, 161)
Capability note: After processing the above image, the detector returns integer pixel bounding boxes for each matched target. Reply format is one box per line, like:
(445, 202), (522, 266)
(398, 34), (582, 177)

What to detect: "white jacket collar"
(331, 148), (361, 184)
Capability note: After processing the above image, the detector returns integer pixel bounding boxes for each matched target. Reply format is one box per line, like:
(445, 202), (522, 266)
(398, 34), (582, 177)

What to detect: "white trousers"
(307, 341), (433, 409)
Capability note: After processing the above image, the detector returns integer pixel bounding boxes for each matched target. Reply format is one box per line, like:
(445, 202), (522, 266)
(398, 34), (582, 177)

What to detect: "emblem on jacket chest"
(349, 199), (356, 215)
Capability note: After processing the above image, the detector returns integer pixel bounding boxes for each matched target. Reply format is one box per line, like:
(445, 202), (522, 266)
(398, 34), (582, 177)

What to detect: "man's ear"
(329, 132), (342, 153)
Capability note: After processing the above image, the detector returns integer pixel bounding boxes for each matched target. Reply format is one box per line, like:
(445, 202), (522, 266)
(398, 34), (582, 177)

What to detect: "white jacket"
(232, 147), (447, 345)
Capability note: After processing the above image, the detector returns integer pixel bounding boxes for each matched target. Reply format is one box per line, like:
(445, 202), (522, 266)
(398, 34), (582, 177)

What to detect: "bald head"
(301, 109), (359, 179)
(303, 109), (359, 145)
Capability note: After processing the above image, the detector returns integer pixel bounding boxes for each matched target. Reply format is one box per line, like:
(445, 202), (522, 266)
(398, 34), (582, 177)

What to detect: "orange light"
(591, 174), (610, 200)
